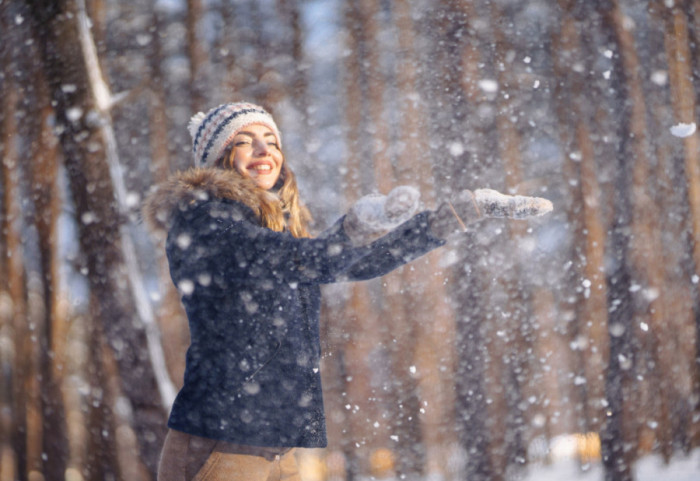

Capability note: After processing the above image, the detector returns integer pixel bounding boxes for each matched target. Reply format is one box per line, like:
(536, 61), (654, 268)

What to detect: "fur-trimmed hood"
(142, 167), (282, 235)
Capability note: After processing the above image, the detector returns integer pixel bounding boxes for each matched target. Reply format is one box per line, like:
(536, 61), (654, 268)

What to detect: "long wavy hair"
(216, 149), (312, 238)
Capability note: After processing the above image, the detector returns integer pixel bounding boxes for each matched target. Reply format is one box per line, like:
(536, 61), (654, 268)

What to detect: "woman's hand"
(429, 188), (553, 239)
(343, 186), (421, 246)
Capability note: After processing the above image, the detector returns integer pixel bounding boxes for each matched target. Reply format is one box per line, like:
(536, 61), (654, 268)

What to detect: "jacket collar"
(142, 167), (280, 235)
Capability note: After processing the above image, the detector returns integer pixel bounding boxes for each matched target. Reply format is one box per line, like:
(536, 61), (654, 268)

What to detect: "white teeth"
(252, 164), (271, 171)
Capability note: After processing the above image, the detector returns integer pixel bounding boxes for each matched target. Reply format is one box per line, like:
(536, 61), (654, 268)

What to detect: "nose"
(252, 138), (269, 156)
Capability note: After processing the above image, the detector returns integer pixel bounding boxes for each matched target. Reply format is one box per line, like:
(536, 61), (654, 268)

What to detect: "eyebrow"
(235, 130), (276, 138)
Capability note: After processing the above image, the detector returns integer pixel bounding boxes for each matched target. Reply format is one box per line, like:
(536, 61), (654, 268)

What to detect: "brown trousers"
(157, 429), (302, 481)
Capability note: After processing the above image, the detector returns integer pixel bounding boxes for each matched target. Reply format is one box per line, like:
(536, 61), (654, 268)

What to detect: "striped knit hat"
(187, 102), (282, 168)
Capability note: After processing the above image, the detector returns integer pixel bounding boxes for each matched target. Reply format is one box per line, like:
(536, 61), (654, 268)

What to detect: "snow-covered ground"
(522, 449), (700, 481)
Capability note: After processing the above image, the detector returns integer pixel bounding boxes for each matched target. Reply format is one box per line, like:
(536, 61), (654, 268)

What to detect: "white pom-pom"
(188, 112), (207, 139)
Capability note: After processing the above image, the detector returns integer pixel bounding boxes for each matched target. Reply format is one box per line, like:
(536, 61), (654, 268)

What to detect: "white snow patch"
(449, 141), (464, 157)
(670, 122), (696, 138)
(178, 279), (195, 296)
(523, 449), (700, 481)
(478, 79), (499, 93)
(651, 70), (668, 86)
(66, 107), (84, 123)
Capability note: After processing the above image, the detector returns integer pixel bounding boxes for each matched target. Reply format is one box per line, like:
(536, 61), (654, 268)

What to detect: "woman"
(144, 102), (551, 481)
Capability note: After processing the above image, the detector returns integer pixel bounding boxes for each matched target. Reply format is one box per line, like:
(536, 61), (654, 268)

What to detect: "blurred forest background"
(2, 0), (700, 480)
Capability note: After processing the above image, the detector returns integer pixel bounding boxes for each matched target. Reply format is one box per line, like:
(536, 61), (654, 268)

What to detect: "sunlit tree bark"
(277, 0), (309, 117)
(486, 2), (538, 475)
(186, 0), (207, 112)
(658, 0), (700, 448)
(552, 0), (610, 439)
(0, 38), (31, 481)
(22, 50), (69, 480)
(217, 1), (243, 98)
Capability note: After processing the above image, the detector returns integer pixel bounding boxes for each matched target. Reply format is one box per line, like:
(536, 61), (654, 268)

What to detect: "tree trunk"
(22, 52), (69, 480)
(595, 2), (638, 479)
(0, 42), (31, 481)
(552, 0), (610, 438)
(148, 0), (190, 389)
(186, 0), (207, 112)
(25, 0), (168, 476)
(658, 0), (700, 447)
(423, 2), (496, 479)
(338, 3), (379, 477)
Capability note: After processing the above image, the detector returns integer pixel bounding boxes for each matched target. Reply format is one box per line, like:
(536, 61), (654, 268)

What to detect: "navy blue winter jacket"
(143, 168), (445, 447)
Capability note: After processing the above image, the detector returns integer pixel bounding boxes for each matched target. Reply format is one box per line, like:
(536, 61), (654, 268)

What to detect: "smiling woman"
(218, 124), (284, 191)
(143, 101), (552, 481)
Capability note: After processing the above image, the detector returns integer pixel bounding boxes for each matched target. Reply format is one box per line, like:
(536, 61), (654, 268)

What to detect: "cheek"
(231, 155), (248, 176)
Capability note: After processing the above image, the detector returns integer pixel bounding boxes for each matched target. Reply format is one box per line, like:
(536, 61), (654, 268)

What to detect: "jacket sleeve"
(325, 211), (446, 283)
(176, 200), (371, 285)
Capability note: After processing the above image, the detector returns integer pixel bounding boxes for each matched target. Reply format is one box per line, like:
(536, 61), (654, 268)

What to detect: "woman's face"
(229, 124), (283, 190)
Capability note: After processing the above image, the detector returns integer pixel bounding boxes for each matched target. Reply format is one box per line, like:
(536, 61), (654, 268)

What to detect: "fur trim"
(142, 167), (281, 235)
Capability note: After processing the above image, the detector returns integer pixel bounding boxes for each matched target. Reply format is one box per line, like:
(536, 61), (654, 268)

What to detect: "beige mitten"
(429, 188), (553, 238)
(474, 189), (553, 219)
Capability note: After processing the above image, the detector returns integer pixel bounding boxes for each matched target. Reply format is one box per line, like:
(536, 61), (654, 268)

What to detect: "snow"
(670, 122), (697, 138)
(478, 79), (499, 93)
(521, 450), (700, 481)
(344, 451), (700, 481)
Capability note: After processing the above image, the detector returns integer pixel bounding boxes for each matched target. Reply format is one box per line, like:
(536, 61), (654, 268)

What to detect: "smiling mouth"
(249, 163), (273, 174)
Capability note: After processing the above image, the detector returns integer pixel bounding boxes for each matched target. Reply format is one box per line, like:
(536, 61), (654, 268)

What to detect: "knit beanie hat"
(187, 102), (282, 168)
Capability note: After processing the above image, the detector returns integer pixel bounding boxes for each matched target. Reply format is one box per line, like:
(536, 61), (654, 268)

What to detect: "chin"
(255, 180), (276, 190)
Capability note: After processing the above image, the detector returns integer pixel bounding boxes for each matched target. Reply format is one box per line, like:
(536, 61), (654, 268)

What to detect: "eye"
(234, 140), (251, 147)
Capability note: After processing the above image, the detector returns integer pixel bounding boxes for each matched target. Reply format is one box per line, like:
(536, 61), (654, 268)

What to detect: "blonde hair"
(216, 150), (312, 238)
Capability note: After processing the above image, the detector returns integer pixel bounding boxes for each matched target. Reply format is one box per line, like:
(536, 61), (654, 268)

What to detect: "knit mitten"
(344, 185), (420, 246)
(474, 189), (553, 219)
(429, 188), (553, 239)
